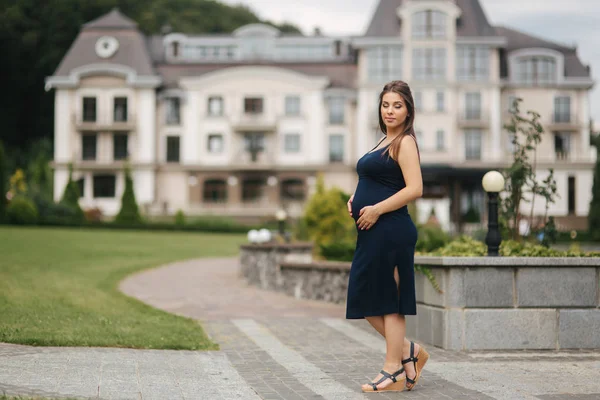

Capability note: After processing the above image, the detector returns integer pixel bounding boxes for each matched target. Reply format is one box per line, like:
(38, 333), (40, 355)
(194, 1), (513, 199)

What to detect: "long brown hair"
(378, 80), (420, 162)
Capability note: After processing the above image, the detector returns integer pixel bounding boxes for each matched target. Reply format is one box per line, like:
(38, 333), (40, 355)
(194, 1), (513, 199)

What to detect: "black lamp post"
(275, 209), (288, 242)
(482, 171), (505, 257)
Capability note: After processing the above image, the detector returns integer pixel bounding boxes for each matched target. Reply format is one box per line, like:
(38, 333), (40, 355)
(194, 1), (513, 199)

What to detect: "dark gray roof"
(83, 8), (138, 30)
(365, 0), (497, 37)
(53, 10), (155, 76)
(155, 63), (357, 89)
(495, 26), (590, 78)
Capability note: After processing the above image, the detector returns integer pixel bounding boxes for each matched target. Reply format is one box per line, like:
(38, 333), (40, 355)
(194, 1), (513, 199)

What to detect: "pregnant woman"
(346, 80), (429, 393)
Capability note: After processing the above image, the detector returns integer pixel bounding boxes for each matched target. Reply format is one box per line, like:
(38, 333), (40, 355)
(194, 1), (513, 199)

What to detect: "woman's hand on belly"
(356, 205), (382, 230)
(347, 194), (354, 218)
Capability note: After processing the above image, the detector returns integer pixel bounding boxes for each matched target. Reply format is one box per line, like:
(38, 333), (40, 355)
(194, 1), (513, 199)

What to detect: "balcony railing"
(72, 113), (136, 131)
(230, 113), (277, 131)
(458, 111), (489, 128)
(547, 113), (581, 131)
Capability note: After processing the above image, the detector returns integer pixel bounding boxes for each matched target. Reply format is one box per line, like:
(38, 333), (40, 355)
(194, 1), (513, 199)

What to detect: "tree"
(59, 163), (84, 222)
(0, 141), (6, 222)
(588, 134), (600, 240)
(502, 98), (558, 241)
(115, 164), (142, 225)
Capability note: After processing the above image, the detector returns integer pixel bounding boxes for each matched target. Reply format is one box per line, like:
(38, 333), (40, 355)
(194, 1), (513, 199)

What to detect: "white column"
(356, 89), (372, 160)
(136, 89), (157, 163)
(490, 87), (502, 161)
(580, 91), (591, 161)
(183, 91), (199, 164)
(54, 90), (72, 163)
(133, 169), (155, 205)
(53, 168), (69, 203)
(307, 91), (325, 164)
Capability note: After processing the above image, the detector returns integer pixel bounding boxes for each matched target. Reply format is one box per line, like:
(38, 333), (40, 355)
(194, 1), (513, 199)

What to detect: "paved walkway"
(1, 257), (600, 400)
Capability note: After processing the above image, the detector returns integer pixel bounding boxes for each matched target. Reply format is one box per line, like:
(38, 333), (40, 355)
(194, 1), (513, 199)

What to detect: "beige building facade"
(46, 1), (595, 230)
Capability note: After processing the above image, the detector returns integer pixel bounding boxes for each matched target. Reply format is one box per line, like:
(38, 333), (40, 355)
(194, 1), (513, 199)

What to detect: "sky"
(221, 0), (600, 124)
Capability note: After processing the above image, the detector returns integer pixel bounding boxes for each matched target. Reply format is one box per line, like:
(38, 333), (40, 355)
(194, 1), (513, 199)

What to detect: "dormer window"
(412, 10), (446, 39)
(516, 56), (556, 85)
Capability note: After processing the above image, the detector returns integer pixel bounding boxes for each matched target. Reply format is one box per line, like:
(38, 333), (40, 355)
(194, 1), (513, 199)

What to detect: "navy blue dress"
(346, 139), (418, 318)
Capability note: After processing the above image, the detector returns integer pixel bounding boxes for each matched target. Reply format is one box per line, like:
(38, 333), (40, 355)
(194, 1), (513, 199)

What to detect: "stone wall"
(240, 244), (600, 351)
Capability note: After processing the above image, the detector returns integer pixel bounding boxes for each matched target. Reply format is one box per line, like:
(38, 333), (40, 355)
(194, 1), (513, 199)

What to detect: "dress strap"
(369, 136), (387, 152)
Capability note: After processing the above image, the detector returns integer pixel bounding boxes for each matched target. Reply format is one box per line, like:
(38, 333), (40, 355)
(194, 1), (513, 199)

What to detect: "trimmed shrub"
(59, 164), (84, 223)
(415, 225), (451, 253)
(319, 241), (354, 262)
(115, 165), (143, 225)
(6, 196), (38, 225)
(302, 174), (356, 254)
(174, 210), (186, 226)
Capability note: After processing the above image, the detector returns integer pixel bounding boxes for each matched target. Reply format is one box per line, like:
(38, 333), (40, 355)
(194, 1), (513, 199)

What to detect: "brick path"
(1, 257), (599, 400)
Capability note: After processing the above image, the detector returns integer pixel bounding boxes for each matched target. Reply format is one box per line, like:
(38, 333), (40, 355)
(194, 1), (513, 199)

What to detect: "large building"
(46, 0), (595, 231)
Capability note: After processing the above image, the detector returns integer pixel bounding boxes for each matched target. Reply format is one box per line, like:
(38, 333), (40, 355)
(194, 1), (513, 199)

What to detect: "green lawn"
(0, 226), (246, 350)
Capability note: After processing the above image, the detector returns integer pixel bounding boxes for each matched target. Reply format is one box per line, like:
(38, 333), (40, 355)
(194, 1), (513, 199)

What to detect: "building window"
(113, 133), (128, 160)
(413, 48), (446, 81)
(436, 130), (445, 151)
(412, 10), (446, 39)
(172, 41), (180, 57)
(329, 134), (344, 162)
(329, 97), (345, 124)
(203, 179), (227, 203)
(76, 177), (85, 198)
(506, 131), (517, 154)
(516, 57), (556, 85)
(284, 133), (301, 153)
(436, 91), (445, 112)
(554, 132), (571, 160)
(166, 136), (180, 162)
(244, 133), (265, 162)
(82, 133), (97, 161)
(93, 174), (116, 198)
(242, 178), (265, 202)
(281, 179), (305, 200)
(207, 134), (224, 153)
(366, 46), (403, 83)
(465, 92), (481, 120)
(568, 176), (576, 214)
(285, 96), (301, 116)
(457, 46), (489, 82)
(82, 97), (96, 122)
(113, 97), (128, 122)
(554, 96), (571, 123)
(464, 129), (482, 160)
(244, 97), (263, 114)
(165, 97), (180, 125)
(208, 96), (223, 116)
(414, 91), (423, 112)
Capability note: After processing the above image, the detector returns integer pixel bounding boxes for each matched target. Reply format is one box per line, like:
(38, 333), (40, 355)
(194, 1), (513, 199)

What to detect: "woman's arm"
(373, 136), (423, 215)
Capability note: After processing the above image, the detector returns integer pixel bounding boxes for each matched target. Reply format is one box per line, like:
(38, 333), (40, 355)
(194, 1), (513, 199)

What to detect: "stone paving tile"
(538, 395), (600, 399)
(262, 318), (495, 400)
(205, 319), (324, 400)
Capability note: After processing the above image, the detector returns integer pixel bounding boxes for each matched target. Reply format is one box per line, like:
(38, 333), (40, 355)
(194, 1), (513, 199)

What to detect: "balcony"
(230, 113), (278, 132)
(458, 111), (489, 128)
(547, 113), (581, 131)
(230, 145), (275, 170)
(73, 113), (136, 132)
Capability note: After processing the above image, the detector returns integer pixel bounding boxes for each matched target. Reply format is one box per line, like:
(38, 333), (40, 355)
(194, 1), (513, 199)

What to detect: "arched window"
(203, 179), (227, 203)
(516, 56), (556, 85)
(412, 10), (446, 39)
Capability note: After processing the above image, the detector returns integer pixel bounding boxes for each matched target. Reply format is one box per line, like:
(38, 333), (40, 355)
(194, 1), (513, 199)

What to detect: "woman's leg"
(362, 313), (406, 391)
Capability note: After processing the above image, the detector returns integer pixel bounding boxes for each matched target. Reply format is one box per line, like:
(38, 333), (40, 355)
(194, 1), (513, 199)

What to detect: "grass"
(0, 226), (246, 350)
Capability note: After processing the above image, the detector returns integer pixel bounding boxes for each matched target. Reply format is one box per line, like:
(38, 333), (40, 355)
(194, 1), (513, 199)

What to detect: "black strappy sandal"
(401, 341), (430, 391)
(361, 367), (406, 392)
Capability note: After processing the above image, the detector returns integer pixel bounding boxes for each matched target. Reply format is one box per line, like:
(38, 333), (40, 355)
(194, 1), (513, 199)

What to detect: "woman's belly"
(351, 178), (398, 222)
